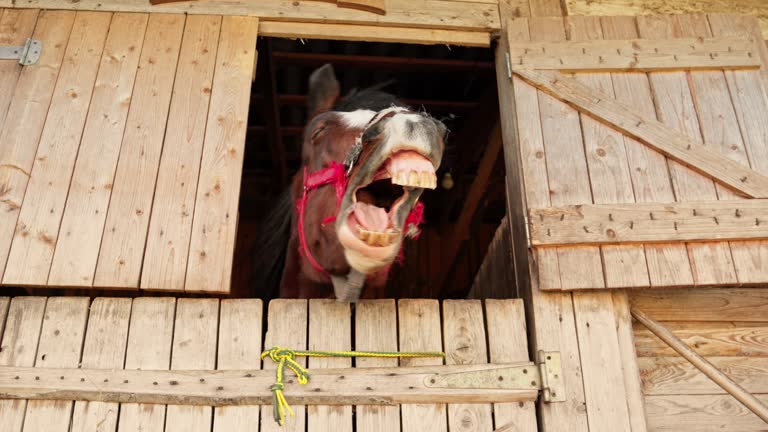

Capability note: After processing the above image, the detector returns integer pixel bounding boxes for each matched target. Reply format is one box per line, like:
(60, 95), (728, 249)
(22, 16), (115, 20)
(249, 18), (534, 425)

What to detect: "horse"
(251, 64), (447, 302)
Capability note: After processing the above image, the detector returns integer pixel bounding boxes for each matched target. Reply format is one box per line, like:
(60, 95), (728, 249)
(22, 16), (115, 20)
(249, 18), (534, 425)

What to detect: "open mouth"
(346, 150), (437, 248)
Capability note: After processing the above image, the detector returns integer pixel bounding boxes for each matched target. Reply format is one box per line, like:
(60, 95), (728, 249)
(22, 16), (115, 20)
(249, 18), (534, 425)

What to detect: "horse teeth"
(359, 229), (370, 242)
(408, 170), (419, 186)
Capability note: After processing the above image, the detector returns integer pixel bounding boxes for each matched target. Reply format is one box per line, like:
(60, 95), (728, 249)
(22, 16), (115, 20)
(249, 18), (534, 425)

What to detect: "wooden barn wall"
(0, 10), (258, 294)
(631, 287), (768, 431)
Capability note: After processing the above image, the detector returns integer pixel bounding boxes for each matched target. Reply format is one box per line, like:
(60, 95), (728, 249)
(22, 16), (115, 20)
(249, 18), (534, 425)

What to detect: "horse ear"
(308, 64), (340, 118)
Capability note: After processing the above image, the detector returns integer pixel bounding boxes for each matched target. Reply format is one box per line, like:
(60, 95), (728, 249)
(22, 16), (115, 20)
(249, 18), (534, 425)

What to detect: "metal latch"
(0, 39), (42, 65)
(423, 351), (565, 403)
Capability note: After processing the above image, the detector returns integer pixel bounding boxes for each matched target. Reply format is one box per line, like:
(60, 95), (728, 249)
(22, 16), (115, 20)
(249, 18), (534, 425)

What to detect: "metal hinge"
(505, 52), (512, 79)
(0, 39), (42, 65)
(524, 215), (532, 248)
(424, 351), (565, 403)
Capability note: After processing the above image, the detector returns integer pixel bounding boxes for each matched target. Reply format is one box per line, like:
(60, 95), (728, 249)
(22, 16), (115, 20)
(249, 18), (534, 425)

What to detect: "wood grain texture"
(8, 0), (500, 32)
(509, 36), (760, 72)
(634, 321), (768, 357)
(600, 15), (693, 288)
(94, 14), (184, 288)
(21, 297), (89, 432)
(165, 299), (219, 432)
(48, 13), (148, 286)
(185, 16), (258, 293)
(567, 15), (649, 289)
(529, 199), (768, 246)
(636, 14), (738, 286)
(0, 297), (46, 432)
(528, 17), (606, 291)
(485, 299), (538, 431)
(507, 17), (588, 431)
(630, 288), (768, 321)
(258, 21), (490, 47)
(117, 297), (176, 432)
(307, 300), (352, 432)
(141, 15), (221, 291)
(354, 300), (400, 432)
(0, 9), (38, 133)
(260, 299), (307, 432)
(572, 291), (632, 432)
(645, 394), (768, 432)
(398, 299), (448, 432)
(442, 300), (493, 432)
(0, 11), (75, 283)
(213, 299), (263, 431)
(612, 291), (648, 432)
(3, 11), (111, 286)
(70, 298), (131, 432)
(708, 13), (768, 284)
(640, 356), (768, 395)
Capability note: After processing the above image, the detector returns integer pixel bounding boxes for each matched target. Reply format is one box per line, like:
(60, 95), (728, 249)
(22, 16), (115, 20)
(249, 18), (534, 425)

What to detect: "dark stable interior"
(231, 36), (507, 300)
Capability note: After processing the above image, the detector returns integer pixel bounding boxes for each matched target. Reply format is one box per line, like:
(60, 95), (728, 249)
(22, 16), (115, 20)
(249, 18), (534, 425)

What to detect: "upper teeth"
(391, 170), (437, 189)
(357, 227), (400, 247)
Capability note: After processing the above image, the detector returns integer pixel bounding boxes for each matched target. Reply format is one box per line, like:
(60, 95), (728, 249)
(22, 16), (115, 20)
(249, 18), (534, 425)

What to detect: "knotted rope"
(260, 346), (445, 426)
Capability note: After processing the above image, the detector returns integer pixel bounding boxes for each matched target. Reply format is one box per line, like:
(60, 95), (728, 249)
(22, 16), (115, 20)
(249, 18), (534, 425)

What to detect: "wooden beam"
(509, 36), (761, 72)
(436, 123), (502, 294)
(7, 0), (500, 32)
(630, 288), (768, 322)
(0, 364), (539, 406)
(512, 67), (768, 198)
(528, 199), (768, 246)
(259, 21), (490, 47)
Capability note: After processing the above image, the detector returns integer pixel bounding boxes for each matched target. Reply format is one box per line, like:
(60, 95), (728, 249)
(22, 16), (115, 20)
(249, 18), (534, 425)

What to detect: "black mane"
(333, 86), (409, 112)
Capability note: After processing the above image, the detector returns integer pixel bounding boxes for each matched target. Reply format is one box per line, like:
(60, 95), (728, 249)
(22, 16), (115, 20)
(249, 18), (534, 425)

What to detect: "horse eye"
(311, 126), (326, 142)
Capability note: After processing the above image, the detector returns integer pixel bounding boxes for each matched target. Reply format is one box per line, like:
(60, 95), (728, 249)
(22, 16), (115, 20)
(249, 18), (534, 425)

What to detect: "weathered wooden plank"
(506, 17), (588, 431)
(140, 15), (221, 291)
(260, 299), (307, 432)
(612, 291), (648, 432)
(0, 297), (8, 340)
(442, 300), (493, 432)
(48, 13), (148, 286)
(0, 363), (541, 406)
(568, 15), (649, 289)
(709, 13), (768, 284)
(565, 0), (768, 39)
(21, 297), (89, 432)
(185, 16), (258, 293)
(527, 16), (606, 291)
(529, 199), (768, 246)
(507, 17), (561, 291)
(512, 67), (768, 199)
(645, 394), (768, 432)
(258, 21), (490, 47)
(485, 299), (537, 431)
(0, 11), (75, 283)
(3, 11), (111, 286)
(0, 9), (38, 133)
(509, 36), (760, 71)
(70, 298), (132, 432)
(398, 299), (448, 432)
(94, 14), (184, 288)
(337, 0), (386, 15)
(165, 299), (219, 432)
(117, 297), (176, 432)
(572, 291), (633, 432)
(634, 321), (768, 357)
(307, 300), (352, 432)
(637, 14), (739, 287)
(630, 288), (768, 322)
(7, 0), (500, 31)
(213, 299), (263, 431)
(640, 356), (768, 395)
(354, 300), (400, 432)
(600, 15), (694, 289)
(0, 297), (46, 432)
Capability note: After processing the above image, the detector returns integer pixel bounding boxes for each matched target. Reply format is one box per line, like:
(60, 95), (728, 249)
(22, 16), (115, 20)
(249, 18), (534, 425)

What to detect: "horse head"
(260, 64), (446, 302)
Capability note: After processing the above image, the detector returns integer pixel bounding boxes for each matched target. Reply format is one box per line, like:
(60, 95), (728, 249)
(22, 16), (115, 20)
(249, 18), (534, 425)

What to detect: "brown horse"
(252, 64), (447, 301)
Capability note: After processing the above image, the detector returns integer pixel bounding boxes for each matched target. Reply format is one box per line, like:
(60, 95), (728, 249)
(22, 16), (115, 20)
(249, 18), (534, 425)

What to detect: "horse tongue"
(353, 202), (389, 232)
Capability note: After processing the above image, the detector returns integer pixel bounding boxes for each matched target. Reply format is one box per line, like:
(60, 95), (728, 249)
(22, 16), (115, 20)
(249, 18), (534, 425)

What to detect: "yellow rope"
(260, 346), (445, 426)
